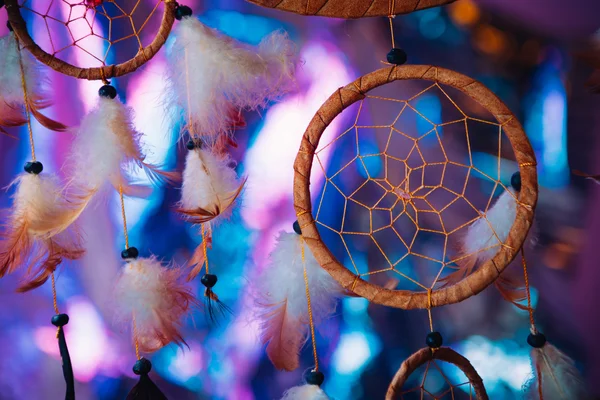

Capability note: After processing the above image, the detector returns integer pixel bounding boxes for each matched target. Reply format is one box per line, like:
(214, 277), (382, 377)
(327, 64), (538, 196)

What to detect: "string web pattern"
(399, 359), (475, 399)
(17, 0), (165, 67)
(314, 79), (517, 292)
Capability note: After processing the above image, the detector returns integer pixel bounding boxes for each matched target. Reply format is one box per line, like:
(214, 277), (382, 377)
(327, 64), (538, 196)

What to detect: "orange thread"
(301, 237), (319, 371)
(521, 248), (536, 331)
(426, 288), (434, 332)
(201, 224), (209, 274)
(133, 315), (141, 360)
(119, 185), (129, 249)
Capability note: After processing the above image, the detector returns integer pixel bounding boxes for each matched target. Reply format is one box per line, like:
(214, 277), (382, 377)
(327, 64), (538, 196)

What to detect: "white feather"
(12, 173), (63, 226)
(462, 189), (517, 262)
(0, 32), (44, 109)
(280, 385), (330, 400)
(255, 232), (343, 371)
(180, 148), (240, 222)
(167, 17), (297, 137)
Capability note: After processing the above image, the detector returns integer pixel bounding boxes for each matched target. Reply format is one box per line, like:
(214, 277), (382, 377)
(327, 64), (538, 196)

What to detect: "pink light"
(242, 42), (354, 231)
(167, 344), (204, 382)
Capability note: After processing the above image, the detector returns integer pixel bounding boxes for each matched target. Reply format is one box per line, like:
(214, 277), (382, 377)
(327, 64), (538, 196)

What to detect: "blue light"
(200, 11), (292, 45)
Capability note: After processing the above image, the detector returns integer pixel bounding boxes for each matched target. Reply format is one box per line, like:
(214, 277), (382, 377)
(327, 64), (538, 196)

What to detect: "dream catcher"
(249, 0), (590, 398)
(1, 0), (296, 398)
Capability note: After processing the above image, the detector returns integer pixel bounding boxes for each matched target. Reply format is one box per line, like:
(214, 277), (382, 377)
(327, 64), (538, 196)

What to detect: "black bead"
(305, 370), (325, 386)
(51, 313), (70, 327)
(133, 358), (152, 375)
(24, 161), (43, 174)
(175, 5), (193, 20)
(98, 84), (117, 99)
(511, 171), (521, 192)
(387, 48), (408, 65)
(121, 247), (139, 260)
(426, 331), (443, 348)
(186, 140), (196, 150)
(293, 220), (302, 235)
(527, 332), (547, 348)
(201, 274), (218, 288)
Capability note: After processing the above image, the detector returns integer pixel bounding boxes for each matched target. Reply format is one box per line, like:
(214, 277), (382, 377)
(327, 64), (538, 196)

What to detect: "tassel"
(0, 31), (66, 135)
(524, 332), (591, 400)
(255, 229), (343, 371)
(0, 170), (84, 292)
(177, 145), (245, 225)
(281, 371), (329, 400)
(51, 314), (75, 400)
(113, 256), (196, 353)
(126, 358), (168, 400)
(167, 10), (297, 138)
(201, 273), (232, 324)
(65, 86), (177, 211)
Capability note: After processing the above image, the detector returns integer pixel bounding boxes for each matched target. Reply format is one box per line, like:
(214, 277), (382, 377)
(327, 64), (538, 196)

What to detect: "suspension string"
(132, 315), (141, 360)
(119, 185), (129, 249)
(301, 237), (319, 371)
(201, 224), (210, 274)
(15, 36), (36, 161)
(426, 288), (434, 332)
(388, 16), (396, 49)
(520, 247), (537, 332)
(51, 272), (61, 338)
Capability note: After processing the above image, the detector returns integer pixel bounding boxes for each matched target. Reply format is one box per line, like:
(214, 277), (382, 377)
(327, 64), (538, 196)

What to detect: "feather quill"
(167, 16), (297, 138)
(0, 173), (84, 291)
(280, 385), (330, 400)
(65, 95), (177, 212)
(524, 342), (591, 400)
(113, 256), (197, 353)
(255, 232), (343, 371)
(0, 32), (66, 135)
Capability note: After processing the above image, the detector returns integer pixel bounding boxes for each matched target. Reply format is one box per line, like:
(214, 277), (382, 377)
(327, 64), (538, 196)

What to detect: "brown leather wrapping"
(246, 0), (455, 19)
(293, 65), (538, 309)
(386, 347), (489, 399)
(4, 0), (176, 81)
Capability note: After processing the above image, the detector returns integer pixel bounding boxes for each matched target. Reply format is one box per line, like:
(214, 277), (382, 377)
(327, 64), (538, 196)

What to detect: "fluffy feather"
(65, 96), (177, 209)
(0, 173), (84, 291)
(167, 16), (297, 138)
(177, 147), (245, 225)
(255, 232), (343, 371)
(113, 256), (196, 353)
(0, 32), (66, 134)
(280, 385), (330, 400)
(524, 342), (591, 400)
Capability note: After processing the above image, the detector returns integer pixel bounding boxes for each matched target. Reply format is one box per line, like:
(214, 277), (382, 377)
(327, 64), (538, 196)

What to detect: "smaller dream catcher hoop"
(293, 64), (538, 310)
(246, 0), (456, 19)
(386, 347), (488, 400)
(4, 0), (177, 80)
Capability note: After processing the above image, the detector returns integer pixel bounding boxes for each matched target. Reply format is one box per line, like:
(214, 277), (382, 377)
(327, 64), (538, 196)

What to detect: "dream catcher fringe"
(167, 5), (297, 138)
(256, 225), (343, 372)
(0, 30), (66, 135)
(126, 358), (167, 400)
(113, 256), (196, 353)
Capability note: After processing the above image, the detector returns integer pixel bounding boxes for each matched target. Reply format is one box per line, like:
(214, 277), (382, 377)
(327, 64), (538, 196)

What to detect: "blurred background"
(1, 0), (599, 399)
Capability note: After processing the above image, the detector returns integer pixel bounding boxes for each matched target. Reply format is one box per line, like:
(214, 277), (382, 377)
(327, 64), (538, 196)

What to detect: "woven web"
(314, 78), (517, 292)
(399, 359), (475, 399)
(17, 0), (165, 67)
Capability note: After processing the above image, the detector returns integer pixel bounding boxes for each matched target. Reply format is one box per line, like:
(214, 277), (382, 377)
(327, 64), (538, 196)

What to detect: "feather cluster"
(280, 385), (330, 400)
(255, 232), (343, 371)
(0, 173), (84, 291)
(66, 96), (177, 204)
(0, 32), (66, 135)
(167, 16), (297, 138)
(524, 342), (591, 400)
(113, 256), (196, 353)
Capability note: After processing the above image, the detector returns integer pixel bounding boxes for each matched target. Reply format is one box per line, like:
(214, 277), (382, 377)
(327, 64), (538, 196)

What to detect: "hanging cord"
(51, 272), (60, 338)
(201, 223), (210, 274)
(388, 16), (396, 49)
(15, 35), (36, 161)
(521, 247), (536, 332)
(301, 237), (319, 371)
(133, 315), (141, 360)
(426, 288), (434, 332)
(119, 185), (130, 249)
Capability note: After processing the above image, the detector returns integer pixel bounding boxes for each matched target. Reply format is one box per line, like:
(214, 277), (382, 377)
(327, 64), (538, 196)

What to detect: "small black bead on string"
(201, 271), (232, 324)
(175, 4), (193, 20)
(121, 246), (139, 260)
(426, 331), (443, 349)
(527, 331), (547, 348)
(305, 369), (325, 386)
(24, 161), (43, 175)
(98, 84), (117, 99)
(52, 313), (75, 400)
(293, 220), (302, 235)
(126, 358), (167, 400)
(386, 16), (408, 66)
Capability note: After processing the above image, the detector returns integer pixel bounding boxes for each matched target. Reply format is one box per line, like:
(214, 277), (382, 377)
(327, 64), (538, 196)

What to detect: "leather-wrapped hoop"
(386, 347), (488, 399)
(4, 0), (176, 81)
(292, 65), (538, 309)
(246, 0), (456, 19)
